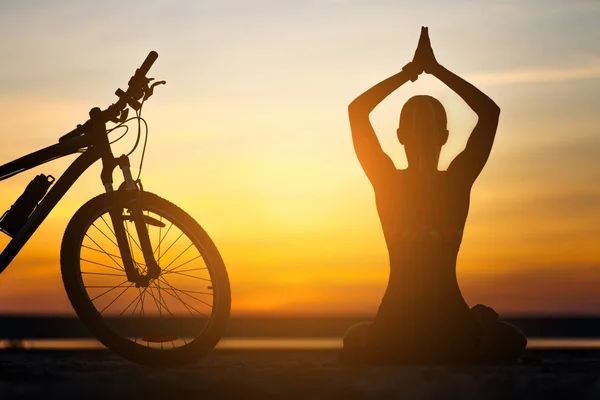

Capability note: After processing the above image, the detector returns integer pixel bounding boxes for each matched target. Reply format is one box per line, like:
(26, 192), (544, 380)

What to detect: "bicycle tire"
(61, 190), (230, 367)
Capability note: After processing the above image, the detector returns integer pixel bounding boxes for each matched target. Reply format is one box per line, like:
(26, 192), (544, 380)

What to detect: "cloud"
(468, 59), (600, 86)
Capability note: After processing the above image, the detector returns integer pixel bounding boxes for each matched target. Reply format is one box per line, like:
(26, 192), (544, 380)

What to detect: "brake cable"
(107, 124), (129, 144)
(134, 107), (149, 181)
(106, 81), (154, 182)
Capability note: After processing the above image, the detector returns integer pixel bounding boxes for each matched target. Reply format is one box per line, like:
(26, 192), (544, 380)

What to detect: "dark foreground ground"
(1, 349), (600, 399)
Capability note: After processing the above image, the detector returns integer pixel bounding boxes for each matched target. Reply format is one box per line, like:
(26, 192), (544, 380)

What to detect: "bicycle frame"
(0, 135), (100, 273)
(0, 110), (160, 285)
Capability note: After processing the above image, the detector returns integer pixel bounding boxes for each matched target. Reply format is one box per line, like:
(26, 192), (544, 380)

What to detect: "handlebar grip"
(137, 51), (158, 77)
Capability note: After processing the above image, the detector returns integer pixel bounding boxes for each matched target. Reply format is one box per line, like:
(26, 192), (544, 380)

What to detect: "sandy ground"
(1, 349), (600, 399)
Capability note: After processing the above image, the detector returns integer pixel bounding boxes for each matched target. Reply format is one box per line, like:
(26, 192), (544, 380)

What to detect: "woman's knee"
(480, 320), (527, 362)
(499, 321), (527, 352)
(343, 321), (372, 348)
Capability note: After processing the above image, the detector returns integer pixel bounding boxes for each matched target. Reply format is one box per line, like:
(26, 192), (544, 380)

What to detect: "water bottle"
(0, 174), (55, 237)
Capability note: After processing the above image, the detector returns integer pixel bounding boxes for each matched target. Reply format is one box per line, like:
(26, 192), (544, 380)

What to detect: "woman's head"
(397, 95), (448, 170)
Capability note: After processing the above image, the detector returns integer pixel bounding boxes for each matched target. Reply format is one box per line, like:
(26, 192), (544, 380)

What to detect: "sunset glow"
(0, 0), (598, 316)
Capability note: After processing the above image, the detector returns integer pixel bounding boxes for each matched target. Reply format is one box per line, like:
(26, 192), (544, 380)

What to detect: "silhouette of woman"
(341, 27), (527, 364)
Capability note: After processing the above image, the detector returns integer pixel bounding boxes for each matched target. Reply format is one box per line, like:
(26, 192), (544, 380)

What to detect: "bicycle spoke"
(152, 281), (175, 317)
(100, 215), (116, 237)
(81, 258), (124, 273)
(133, 259), (148, 275)
(91, 222), (120, 249)
(82, 271), (125, 277)
(124, 221), (139, 260)
(126, 226), (148, 279)
(124, 219), (143, 253)
(140, 286), (149, 348)
(120, 288), (146, 316)
(158, 279), (213, 309)
(140, 288), (146, 317)
(158, 276), (210, 317)
(158, 283), (200, 319)
(147, 284), (162, 316)
(84, 234), (124, 271)
(147, 285), (169, 316)
(162, 267), (208, 276)
(162, 243), (194, 271)
(149, 280), (186, 345)
(162, 271), (212, 281)
(81, 245), (122, 260)
(86, 285), (129, 288)
(162, 255), (204, 275)
(156, 231), (184, 264)
(157, 215), (163, 261)
(100, 282), (134, 314)
(153, 221), (173, 256)
(152, 287), (213, 296)
(129, 287), (147, 317)
(89, 279), (129, 302)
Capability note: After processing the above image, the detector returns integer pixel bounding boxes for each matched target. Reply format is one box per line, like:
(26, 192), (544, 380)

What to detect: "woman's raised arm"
(417, 27), (500, 183)
(348, 35), (424, 186)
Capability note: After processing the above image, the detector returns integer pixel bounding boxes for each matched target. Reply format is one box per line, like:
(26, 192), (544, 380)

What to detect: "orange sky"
(0, 1), (598, 316)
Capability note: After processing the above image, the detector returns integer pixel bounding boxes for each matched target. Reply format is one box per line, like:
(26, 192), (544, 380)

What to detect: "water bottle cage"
(0, 174), (55, 237)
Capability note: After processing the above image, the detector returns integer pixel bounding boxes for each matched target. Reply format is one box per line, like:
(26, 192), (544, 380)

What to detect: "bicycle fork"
(89, 106), (161, 288)
(108, 155), (162, 288)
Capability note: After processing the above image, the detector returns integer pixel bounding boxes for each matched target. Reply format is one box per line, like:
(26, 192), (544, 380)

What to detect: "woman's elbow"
(348, 100), (362, 116)
(476, 103), (500, 123)
(490, 103), (501, 119)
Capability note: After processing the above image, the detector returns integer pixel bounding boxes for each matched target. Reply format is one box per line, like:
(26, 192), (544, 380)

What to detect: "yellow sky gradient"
(0, 1), (598, 316)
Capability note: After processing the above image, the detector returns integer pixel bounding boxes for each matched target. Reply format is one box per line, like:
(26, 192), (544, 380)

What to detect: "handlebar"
(137, 51), (158, 78)
(59, 51), (160, 143)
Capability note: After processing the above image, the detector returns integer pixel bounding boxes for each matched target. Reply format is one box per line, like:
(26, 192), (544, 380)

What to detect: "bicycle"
(0, 52), (231, 367)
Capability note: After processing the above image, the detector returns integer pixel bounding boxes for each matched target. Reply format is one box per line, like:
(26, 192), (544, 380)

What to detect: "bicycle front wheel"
(61, 190), (231, 367)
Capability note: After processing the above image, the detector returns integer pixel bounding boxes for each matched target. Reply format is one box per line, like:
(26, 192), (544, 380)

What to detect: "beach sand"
(1, 349), (599, 399)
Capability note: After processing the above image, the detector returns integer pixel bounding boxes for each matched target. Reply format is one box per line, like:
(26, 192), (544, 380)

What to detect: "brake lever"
(109, 108), (129, 124)
(143, 78), (166, 101)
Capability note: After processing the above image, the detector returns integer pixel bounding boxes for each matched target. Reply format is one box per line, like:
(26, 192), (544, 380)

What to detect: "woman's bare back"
(340, 27), (526, 364)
